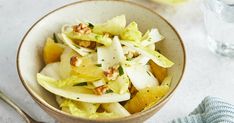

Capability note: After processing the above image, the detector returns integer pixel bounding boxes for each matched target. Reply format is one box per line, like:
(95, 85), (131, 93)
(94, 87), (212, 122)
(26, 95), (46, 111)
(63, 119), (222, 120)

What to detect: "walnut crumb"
(104, 32), (111, 37)
(70, 56), (82, 66)
(125, 51), (140, 60)
(76, 40), (96, 49)
(93, 85), (108, 95)
(73, 23), (91, 34)
(103, 65), (120, 81)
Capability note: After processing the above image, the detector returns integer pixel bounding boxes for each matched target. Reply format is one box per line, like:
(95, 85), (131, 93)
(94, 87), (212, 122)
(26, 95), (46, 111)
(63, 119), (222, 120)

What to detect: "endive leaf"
(121, 41), (174, 68)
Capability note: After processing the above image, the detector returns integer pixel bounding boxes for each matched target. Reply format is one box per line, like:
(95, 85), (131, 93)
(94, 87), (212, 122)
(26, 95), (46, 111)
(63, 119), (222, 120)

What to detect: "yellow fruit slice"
(124, 85), (169, 113)
(149, 60), (167, 83)
(43, 37), (64, 64)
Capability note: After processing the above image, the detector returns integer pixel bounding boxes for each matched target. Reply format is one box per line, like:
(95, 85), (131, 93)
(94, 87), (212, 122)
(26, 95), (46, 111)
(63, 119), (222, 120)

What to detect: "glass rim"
(217, 0), (234, 6)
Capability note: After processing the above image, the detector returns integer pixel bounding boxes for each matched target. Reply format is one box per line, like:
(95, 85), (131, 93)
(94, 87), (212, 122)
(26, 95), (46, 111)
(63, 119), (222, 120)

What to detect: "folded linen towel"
(171, 96), (234, 123)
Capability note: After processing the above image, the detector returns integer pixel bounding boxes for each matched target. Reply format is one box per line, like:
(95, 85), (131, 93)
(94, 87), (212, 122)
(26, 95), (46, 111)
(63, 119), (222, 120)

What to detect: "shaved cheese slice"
(144, 64), (151, 71)
(97, 36), (125, 70)
(40, 62), (61, 80)
(125, 65), (159, 90)
(141, 28), (164, 47)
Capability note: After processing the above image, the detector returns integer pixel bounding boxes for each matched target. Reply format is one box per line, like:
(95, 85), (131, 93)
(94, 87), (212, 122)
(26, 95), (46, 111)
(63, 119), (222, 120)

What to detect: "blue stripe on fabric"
(169, 97), (234, 123)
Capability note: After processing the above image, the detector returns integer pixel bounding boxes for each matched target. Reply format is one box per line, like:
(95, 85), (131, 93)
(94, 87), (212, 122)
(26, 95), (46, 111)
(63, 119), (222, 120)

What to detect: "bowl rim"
(16, 0), (186, 122)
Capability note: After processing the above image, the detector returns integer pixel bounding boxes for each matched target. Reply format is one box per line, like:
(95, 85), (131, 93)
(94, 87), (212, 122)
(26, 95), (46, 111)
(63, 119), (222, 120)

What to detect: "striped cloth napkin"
(171, 96), (234, 123)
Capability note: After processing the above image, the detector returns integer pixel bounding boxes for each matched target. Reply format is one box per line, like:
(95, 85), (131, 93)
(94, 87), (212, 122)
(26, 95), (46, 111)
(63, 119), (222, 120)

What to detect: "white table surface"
(1, 0), (234, 123)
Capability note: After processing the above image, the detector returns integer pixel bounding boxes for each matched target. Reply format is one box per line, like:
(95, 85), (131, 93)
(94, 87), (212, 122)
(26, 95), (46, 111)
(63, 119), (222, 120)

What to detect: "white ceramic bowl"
(17, 1), (186, 123)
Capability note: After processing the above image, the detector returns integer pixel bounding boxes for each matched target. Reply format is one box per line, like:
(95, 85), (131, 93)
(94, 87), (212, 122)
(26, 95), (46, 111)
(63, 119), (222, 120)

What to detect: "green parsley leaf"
(95, 64), (102, 67)
(118, 65), (124, 76)
(53, 33), (58, 43)
(105, 89), (114, 94)
(73, 82), (88, 86)
(88, 23), (94, 29)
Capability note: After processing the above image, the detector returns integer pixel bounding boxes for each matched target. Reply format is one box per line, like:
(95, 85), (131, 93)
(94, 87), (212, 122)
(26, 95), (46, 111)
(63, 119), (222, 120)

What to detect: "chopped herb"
(73, 82), (88, 86)
(147, 71), (151, 76)
(118, 65), (124, 76)
(95, 64), (102, 67)
(126, 58), (132, 61)
(113, 57), (116, 59)
(105, 89), (114, 94)
(77, 97), (80, 99)
(88, 23), (94, 29)
(101, 59), (104, 61)
(95, 35), (98, 40)
(158, 55), (161, 58)
(53, 33), (58, 43)
(95, 35), (101, 40)
(148, 37), (152, 41)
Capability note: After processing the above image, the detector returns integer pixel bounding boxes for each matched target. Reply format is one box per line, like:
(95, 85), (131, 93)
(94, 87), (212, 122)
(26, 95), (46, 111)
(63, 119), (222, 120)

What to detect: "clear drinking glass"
(203, 0), (234, 57)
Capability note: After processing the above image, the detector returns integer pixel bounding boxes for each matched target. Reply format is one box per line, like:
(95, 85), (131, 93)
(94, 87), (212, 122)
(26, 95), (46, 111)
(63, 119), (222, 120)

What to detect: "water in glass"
(203, 0), (234, 57)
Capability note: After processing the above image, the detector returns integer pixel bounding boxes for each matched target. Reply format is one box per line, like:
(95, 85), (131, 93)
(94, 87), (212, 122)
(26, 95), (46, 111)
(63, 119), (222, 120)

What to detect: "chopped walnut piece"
(93, 85), (109, 95)
(103, 65), (120, 81)
(73, 23), (91, 34)
(88, 41), (97, 49)
(125, 51), (140, 60)
(75, 40), (96, 49)
(78, 40), (91, 48)
(104, 32), (111, 37)
(70, 56), (82, 66)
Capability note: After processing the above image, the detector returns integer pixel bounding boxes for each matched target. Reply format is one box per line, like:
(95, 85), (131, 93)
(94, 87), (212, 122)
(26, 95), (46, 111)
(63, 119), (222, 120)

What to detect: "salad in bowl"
(37, 15), (174, 119)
